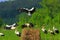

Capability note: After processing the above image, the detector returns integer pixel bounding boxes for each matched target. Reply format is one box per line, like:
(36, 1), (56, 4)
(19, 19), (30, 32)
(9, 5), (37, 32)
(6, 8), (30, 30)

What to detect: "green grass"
(0, 28), (20, 40)
(0, 25), (60, 40)
(40, 26), (60, 40)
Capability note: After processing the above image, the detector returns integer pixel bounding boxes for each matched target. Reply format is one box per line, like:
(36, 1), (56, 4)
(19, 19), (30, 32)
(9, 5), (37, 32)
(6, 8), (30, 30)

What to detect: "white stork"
(11, 23), (17, 30)
(5, 23), (17, 30)
(15, 30), (21, 37)
(0, 33), (4, 36)
(53, 26), (59, 34)
(48, 29), (55, 35)
(18, 7), (35, 16)
(21, 23), (34, 29)
(41, 26), (48, 34)
(5, 25), (11, 30)
(21, 24), (27, 29)
(25, 23), (34, 27)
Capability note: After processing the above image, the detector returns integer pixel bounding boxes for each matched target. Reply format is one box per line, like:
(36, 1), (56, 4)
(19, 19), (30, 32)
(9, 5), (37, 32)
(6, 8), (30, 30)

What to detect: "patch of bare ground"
(21, 28), (41, 40)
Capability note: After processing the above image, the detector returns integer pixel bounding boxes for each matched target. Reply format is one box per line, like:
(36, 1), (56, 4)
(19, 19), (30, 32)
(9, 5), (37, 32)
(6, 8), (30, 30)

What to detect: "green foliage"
(0, 18), (3, 27)
(39, 0), (60, 26)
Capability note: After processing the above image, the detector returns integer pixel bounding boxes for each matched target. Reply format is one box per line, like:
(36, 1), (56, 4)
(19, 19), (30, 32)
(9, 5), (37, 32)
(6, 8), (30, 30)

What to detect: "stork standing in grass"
(5, 23), (17, 30)
(29, 23), (34, 28)
(11, 23), (17, 30)
(41, 26), (48, 34)
(26, 23), (34, 28)
(21, 24), (27, 29)
(48, 29), (55, 35)
(48, 29), (55, 40)
(41, 25), (48, 40)
(53, 26), (59, 34)
(17, 7), (35, 16)
(5, 25), (11, 30)
(15, 30), (21, 37)
(0, 33), (4, 36)
(22, 23), (34, 29)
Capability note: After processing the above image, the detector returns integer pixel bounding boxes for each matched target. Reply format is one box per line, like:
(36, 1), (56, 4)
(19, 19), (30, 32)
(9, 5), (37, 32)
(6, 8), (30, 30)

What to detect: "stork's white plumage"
(5, 23), (17, 30)
(21, 7), (35, 11)
(15, 30), (19, 34)
(15, 30), (21, 37)
(25, 23), (34, 28)
(48, 29), (53, 33)
(11, 23), (16, 30)
(11, 27), (16, 30)
(41, 26), (47, 34)
(28, 7), (35, 11)
(53, 27), (57, 30)
(53, 27), (58, 31)
(23, 8), (29, 10)
(48, 29), (55, 35)
(42, 28), (46, 32)
(25, 23), (30, 27)
(21, 23), (34, 29)
(0, 33), (4, 36)
(53, 26), (59, 34)
(12, 23), (16, 26)
(5, 25), (12, 29)
(18, 7), (35, 16)
(6, 25), (11, 27)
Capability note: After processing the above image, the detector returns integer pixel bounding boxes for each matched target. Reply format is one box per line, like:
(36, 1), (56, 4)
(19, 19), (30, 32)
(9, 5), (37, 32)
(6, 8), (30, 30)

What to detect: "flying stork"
(17, 7), (35, 16)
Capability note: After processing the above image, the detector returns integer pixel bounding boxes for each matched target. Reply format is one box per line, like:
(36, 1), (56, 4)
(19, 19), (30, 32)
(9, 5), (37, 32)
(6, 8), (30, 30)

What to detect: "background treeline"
(0, 0), (41, 24)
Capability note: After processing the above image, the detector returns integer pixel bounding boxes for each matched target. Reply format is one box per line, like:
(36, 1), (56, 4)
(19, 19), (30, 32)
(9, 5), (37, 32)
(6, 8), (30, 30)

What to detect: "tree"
(39, 0), (60, 26)
(0, 18), (3, 27)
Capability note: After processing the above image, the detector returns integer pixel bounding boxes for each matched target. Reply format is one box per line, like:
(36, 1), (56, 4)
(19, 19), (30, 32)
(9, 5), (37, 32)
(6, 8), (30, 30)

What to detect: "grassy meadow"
(0, 24), (60, 40)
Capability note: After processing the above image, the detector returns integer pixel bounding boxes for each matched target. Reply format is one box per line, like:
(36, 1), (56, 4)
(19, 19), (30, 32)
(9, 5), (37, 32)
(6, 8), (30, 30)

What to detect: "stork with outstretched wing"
(17, 7), (35, 16)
